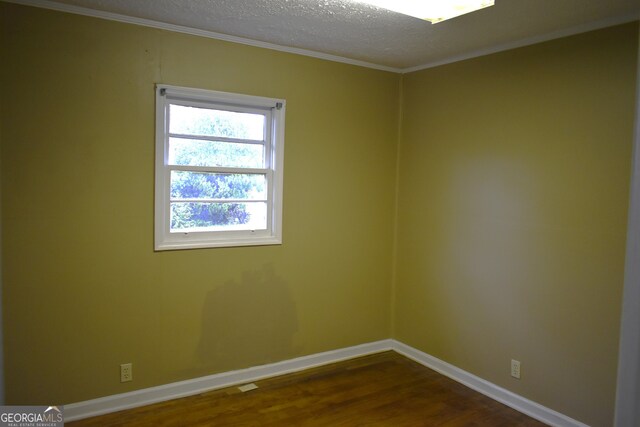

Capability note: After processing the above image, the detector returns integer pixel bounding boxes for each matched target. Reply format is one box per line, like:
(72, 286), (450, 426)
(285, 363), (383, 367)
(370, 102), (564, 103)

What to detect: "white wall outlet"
(511, 359), (521, 379)
(120, 363), (133, 382)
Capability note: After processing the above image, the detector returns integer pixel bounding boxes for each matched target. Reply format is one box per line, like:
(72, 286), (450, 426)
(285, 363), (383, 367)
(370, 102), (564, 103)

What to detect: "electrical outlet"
(511, 359), (521, 379)
(120, 363), (133, 382)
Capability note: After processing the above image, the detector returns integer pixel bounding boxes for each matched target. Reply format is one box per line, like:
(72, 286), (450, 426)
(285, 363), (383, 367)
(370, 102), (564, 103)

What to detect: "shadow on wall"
(197, 264), (298, 372)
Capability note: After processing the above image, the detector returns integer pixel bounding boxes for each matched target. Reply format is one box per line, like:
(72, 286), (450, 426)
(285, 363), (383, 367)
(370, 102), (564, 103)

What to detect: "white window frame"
(155, 84), (285, 250)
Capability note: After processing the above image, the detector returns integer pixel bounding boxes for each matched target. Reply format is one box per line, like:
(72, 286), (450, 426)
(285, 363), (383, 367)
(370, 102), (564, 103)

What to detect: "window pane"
(170, 202), (267, 232)
(170, 171), (266, 200)
(169, 137), (264, 168)
(169, 104), (264, 140)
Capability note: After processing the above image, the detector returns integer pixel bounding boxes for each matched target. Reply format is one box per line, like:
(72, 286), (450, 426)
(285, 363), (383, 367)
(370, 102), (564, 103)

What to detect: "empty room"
(1, 0), (639, 426)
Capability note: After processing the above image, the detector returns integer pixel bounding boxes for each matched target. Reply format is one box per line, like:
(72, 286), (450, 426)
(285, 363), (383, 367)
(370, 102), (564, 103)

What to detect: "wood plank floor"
(68, 351), (548, 426)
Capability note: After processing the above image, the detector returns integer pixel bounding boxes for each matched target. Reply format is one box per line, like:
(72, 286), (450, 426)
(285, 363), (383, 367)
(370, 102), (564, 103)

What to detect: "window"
(155, 85), (285, 250)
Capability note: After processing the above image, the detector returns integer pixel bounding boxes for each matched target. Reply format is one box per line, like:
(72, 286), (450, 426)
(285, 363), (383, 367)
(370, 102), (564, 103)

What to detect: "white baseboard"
(391, 340), (589, 427)
(64, 339), (395, 421)
(65, 339), (588, 427)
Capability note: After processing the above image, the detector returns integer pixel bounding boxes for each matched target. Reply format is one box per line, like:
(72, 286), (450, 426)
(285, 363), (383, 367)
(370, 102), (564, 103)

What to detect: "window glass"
(169, 104), (265, 141)
(169, 172), (267, 201)
(170, 202), (267, 232)
(168, 138), (264, 168)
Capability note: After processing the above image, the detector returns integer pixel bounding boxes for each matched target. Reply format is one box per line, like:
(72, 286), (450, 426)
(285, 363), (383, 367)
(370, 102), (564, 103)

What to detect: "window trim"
(154, 84), (285, 250)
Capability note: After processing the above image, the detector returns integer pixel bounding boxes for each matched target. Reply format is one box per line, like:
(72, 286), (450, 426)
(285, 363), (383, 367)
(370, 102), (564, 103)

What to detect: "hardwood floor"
(68, 351), (548, 426)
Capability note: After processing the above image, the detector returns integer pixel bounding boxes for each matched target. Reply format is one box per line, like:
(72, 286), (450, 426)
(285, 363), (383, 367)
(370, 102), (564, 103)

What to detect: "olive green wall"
(0, 3), (398, 404)
(2, 3), (639, 425)
(395, 23), (638, 427)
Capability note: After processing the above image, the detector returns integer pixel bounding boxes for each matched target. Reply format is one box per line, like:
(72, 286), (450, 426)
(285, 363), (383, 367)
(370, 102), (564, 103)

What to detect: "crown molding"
(2, 0), (402, 73)
(3, 0), (638, 75)
(401, 12), (640, 73)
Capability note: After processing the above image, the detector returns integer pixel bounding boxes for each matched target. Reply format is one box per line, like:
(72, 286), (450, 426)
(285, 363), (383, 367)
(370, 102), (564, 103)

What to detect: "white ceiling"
(10, 0), (640, 71)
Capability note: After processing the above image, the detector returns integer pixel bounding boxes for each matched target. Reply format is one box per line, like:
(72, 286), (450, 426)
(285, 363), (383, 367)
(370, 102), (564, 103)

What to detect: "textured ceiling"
(12, 0), (640, 70)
